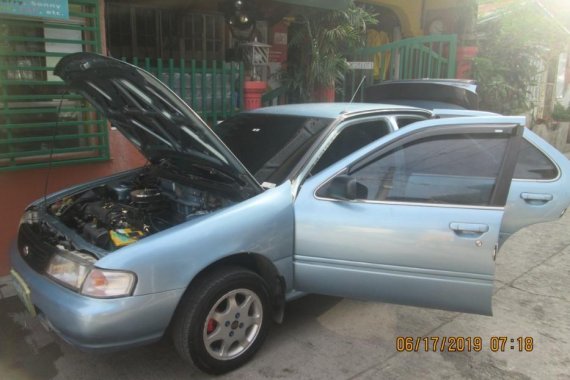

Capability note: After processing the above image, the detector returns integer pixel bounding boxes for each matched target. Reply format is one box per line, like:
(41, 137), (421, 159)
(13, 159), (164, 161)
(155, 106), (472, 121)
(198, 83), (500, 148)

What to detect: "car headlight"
(81, 269), (136, 298)
(46, 251), (95, 290)
(46, 251), (136, 298)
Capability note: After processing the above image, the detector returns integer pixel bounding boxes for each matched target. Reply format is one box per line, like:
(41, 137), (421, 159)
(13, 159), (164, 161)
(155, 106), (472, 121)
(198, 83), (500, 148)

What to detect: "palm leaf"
(285, 0), (376, 101)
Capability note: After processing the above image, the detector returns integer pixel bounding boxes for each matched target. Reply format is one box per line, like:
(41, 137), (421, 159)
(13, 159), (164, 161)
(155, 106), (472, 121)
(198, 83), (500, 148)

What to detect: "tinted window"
(214, 114), (332, 183)
(312, 120), (391, 174)
(331, 133), (509, 206)
(396, 116), (426, 128)
(514, 140), (558, 180)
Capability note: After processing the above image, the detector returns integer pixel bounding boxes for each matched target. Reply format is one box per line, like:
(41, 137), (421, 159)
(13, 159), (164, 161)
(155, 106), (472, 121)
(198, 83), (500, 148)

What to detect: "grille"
(17, 224), (58, 273)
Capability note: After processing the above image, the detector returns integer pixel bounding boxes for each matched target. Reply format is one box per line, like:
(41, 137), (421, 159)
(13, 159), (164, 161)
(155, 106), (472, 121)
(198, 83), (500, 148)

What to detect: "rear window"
(514, 140), (558, 180)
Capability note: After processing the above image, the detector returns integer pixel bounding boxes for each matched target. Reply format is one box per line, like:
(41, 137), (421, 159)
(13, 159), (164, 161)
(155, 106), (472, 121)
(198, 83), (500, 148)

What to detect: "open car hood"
(54, 52), (260, 192)
(363, 79), (479, 110)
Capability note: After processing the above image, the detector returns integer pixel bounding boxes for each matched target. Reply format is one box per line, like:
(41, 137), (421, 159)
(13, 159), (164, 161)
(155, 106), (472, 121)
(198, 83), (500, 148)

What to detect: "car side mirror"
(320, 175), (368, 200)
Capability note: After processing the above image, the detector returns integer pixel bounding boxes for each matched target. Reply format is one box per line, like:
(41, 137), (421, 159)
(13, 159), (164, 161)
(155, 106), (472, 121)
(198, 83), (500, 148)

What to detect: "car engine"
(49, 168), (235, 251)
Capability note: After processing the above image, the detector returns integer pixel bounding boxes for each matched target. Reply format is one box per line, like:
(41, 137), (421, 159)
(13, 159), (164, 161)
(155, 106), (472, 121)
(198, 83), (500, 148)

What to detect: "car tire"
(171, 266), (271, 374)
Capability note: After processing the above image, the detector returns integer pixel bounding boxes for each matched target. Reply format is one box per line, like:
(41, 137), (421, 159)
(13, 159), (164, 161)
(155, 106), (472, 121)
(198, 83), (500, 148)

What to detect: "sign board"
(0, 0), (69, 20)
(348, 62), (374, 70)
(269, 21), (288, 63)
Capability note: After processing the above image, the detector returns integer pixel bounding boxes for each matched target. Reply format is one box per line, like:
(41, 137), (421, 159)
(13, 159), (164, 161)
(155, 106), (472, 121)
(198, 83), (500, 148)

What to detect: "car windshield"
(214, 114), (333, 184)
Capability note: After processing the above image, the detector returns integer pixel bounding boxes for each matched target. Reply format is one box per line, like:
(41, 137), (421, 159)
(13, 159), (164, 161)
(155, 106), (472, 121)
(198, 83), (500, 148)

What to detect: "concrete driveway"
(1, 213), (570, 380)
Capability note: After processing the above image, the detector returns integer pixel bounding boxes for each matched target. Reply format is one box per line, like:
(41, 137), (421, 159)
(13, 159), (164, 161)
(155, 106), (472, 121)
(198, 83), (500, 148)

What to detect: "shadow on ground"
(0, 294), (342, 380)
(0, 297), (62, 380)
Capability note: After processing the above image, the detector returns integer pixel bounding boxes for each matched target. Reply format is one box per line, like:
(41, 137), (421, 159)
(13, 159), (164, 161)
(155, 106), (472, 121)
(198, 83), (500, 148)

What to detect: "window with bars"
(0, 0), (109, 171)
(106, 3), (226, 62)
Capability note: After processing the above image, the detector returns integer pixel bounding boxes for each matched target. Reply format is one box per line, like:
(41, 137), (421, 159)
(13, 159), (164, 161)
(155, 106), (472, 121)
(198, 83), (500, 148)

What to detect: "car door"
(500, 129), (570, 243)
(293, 117), (524, 316)
(396, 115), (570, 244)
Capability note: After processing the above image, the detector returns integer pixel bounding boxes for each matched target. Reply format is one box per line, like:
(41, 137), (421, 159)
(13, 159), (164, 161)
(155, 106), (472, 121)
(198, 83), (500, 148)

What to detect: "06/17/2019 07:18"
(395, 336), (534, 352)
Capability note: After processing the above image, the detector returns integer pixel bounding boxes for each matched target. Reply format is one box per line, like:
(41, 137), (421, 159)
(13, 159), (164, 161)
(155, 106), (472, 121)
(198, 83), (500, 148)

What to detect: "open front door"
(293, 119), (524, 315)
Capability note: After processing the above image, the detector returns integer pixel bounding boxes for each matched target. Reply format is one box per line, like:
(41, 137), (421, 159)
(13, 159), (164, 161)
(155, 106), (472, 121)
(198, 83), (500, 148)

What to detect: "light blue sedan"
(10, 53), (570, 374)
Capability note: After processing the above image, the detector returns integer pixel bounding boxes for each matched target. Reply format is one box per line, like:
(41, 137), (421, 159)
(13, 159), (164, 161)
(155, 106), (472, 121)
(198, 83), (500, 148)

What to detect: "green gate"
(0, 0), (107, 172)
(343, 34), (458, 102)
(120, 57), (245, 126)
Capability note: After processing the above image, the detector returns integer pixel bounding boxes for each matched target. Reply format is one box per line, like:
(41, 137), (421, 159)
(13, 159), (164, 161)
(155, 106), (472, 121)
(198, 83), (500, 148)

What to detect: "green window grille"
(106, 3), (226, 62)
(0, 0), (109, 172)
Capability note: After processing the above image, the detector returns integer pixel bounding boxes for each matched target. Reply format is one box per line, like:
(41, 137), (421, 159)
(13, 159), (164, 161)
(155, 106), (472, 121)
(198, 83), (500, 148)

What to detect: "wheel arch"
(170, 252), (286, 328)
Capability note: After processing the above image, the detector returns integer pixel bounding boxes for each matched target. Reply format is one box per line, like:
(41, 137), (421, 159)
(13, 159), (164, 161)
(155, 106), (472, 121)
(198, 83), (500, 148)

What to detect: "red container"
(456, 46), (479, 79)
(312, 85), (336, 102)
(244, 81), (267, 110)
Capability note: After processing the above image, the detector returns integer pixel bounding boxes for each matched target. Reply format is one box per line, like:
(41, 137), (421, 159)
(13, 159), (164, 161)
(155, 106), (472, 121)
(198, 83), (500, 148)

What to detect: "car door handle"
(449, 222), (489, 237)
(520, 192), (553, 205)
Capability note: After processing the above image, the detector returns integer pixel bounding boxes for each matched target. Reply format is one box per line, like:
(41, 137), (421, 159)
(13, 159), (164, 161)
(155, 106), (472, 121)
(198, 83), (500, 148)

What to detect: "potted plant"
(286, 1), (377, 102)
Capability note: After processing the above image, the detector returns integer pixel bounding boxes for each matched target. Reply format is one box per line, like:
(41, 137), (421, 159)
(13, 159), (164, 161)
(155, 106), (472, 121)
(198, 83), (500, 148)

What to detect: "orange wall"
(0, 128), (146, 276)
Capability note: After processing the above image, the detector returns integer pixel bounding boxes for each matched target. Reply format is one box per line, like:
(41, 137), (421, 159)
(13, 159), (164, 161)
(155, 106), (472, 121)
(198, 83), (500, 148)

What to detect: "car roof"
(375, 79), (477, 91)
(245, 102), (430, 119)
(363, 80), (479, 110)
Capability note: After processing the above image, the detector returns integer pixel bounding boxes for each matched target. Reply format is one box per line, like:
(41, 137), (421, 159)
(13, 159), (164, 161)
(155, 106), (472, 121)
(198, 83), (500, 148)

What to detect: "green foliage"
(474, 3), (564, 114)
(285, 1), (377, 102)
(552, 102), (570, 121)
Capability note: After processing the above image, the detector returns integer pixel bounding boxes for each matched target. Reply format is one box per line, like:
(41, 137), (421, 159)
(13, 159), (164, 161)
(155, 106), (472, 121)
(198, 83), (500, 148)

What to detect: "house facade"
(0, 0), (475, 276)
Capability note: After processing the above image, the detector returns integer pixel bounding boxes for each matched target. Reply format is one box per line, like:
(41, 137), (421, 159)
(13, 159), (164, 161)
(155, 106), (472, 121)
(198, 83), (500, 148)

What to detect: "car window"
(324, 133), (510, 206)
(514, 140), (558, 180)
(214, 114), (332, 184)
(396, 116), (426, 128)
(311, 119), (391, 175)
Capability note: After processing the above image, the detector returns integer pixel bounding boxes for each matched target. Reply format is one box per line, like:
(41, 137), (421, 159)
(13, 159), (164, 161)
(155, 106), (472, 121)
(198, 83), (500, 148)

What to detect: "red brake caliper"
(206, 319), (217, 334)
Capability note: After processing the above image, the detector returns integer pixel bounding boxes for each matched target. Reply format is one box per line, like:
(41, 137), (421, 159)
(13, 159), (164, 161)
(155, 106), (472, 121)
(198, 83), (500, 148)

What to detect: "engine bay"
(49, 167), (238, 251)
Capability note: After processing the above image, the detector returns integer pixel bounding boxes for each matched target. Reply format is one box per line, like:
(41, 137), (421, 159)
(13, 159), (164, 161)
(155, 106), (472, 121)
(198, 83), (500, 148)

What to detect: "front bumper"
(10, 241), (185, 351)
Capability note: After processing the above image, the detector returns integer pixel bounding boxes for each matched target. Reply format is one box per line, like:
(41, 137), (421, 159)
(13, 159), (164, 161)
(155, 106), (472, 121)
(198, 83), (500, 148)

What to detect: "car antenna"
(349, 75), (367, 103)
(43, 92), (67, 212)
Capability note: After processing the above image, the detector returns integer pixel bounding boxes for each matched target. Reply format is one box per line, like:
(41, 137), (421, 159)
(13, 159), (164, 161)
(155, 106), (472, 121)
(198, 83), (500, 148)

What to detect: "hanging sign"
(0, 0), (69, 20)
(348, 62), (374, 70)
(269, 21), (288, 63)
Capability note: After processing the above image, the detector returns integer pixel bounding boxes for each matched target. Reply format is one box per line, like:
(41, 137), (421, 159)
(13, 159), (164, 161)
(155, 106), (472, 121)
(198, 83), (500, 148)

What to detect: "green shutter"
(0, 0), (109, 171)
